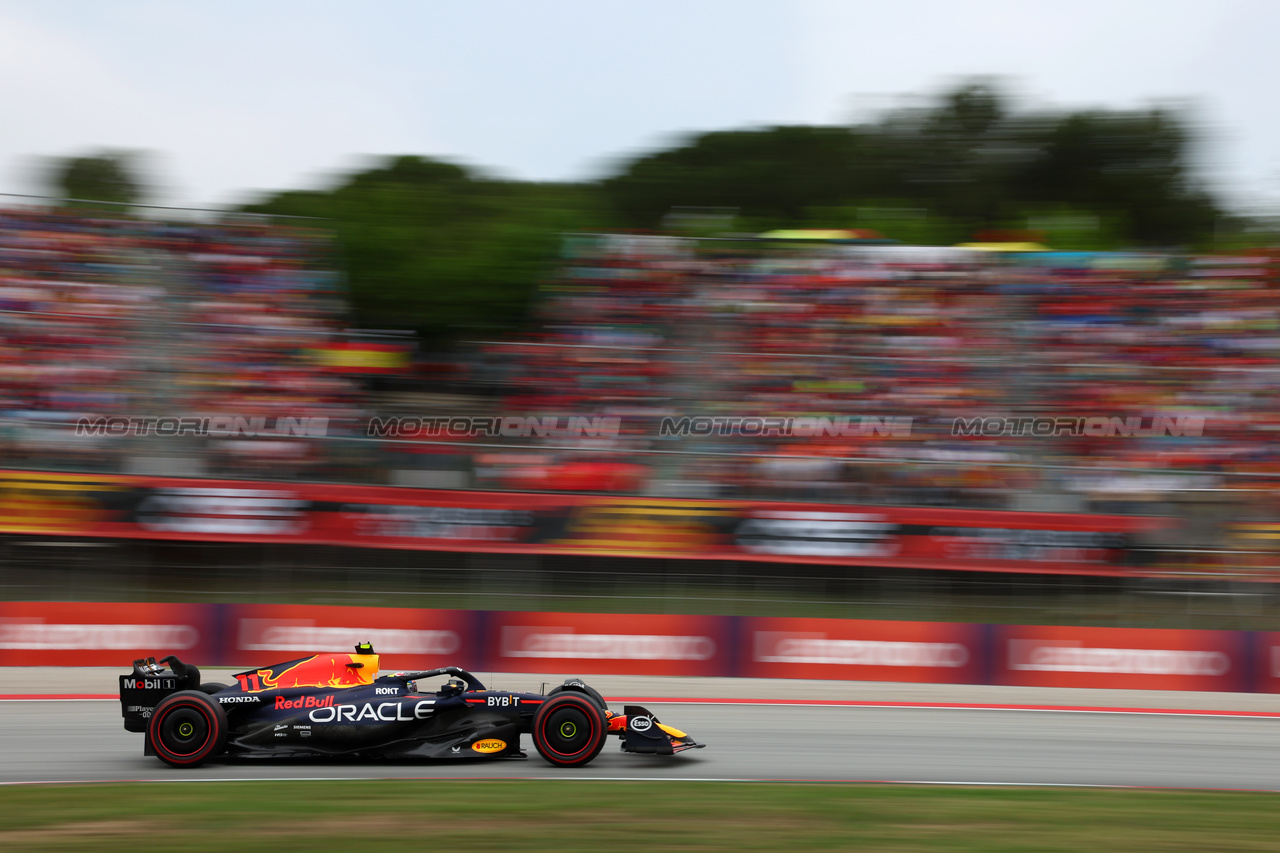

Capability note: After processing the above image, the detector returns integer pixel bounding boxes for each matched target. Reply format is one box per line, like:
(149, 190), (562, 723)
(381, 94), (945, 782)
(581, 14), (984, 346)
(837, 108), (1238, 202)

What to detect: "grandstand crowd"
(480, 234), (1280, 514)
(2, 207), (1279, 523)
(0, 206), (366, 478)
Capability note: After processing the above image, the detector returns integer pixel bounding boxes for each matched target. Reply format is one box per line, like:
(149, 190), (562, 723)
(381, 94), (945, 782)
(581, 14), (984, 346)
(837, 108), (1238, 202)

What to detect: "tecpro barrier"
(230, 604), (477, 671)
(0, 601), (223, 668)
(0, 601), (1274, 693)
(992, 625), (1249, 693)
(741, 617), (985, 684)
(0, 469), (1168, 577)
(483, 611), (733, 678)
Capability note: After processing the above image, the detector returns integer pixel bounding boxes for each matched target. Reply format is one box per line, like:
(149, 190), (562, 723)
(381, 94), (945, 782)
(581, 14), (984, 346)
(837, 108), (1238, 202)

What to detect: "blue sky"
(2, 0), (1276, 212)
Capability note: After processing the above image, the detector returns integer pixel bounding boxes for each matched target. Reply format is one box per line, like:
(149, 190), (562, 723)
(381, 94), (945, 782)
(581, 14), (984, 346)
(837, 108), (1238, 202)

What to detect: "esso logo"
(630, 716), (653, 732)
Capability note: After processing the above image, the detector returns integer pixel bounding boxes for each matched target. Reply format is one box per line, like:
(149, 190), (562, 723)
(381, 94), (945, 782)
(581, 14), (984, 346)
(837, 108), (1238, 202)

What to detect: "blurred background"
(3, 0), (1280, 628)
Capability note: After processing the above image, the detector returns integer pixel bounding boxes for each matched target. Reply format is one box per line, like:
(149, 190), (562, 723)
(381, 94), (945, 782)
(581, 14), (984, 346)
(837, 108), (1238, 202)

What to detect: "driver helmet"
(439, 678), (467, 697)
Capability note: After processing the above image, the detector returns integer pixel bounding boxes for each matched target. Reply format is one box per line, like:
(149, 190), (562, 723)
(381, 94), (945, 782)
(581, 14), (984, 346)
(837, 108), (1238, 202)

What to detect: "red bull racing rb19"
(119, 643), (705, 768)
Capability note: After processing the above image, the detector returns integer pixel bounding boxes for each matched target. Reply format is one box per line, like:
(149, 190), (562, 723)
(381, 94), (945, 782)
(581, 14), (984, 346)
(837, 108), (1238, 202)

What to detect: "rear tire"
(149, 690), (227, 768)
(532, 693), (607, 768)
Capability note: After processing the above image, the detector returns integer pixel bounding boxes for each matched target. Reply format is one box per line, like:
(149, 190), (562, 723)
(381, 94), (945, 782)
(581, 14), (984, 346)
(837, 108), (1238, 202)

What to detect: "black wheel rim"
(544, 706), (591, 756)
(159, 706), (210, 757)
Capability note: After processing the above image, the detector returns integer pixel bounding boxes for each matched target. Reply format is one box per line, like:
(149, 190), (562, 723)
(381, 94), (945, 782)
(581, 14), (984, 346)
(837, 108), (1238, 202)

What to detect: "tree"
(241, 84), (1229, 345)
(598, 82), (1221, 247)
(601, 125), (884, 229)
(49, 150), (147, 207)
(1010, 109), (1219, 246)
(242, 156), (611, 344)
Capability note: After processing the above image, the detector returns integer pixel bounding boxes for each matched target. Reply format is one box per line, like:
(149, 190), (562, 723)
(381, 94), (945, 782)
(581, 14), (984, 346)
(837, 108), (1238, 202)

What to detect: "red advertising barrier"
(481, 611), (732, 678)
(724, 503), (1149, 576)
(0, 601), (221, 668)
(0, 601), (1274, 694)
(0, 470), (137, 537)
(993, 625), (1247, 693)
(226, 604), (479, 673)
(741, 617), (985, 684)
(1254, 632), (1280, 694)
(0, 469), (1171, 578)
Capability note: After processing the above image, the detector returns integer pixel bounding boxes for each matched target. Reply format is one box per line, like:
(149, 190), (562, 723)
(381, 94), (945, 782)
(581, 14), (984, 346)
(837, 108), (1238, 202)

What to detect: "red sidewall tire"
(532, 693), (607, 768)
(149, 690), (227, 768)
(547, 683), (608, 711)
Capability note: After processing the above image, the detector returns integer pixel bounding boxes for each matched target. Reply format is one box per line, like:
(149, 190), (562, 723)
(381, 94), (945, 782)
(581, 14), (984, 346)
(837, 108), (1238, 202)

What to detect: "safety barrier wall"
(0, 601), (1268, 693)
(0, 469), (1168, 578)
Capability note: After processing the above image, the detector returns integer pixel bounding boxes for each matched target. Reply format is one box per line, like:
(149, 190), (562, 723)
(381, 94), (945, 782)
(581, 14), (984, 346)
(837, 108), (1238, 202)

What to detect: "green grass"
(1, 781), (1278, 851)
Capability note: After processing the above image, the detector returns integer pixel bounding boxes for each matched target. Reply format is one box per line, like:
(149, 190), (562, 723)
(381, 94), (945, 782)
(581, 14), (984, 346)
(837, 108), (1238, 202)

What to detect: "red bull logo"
(275, 694), (336, 710)
(236, 653), (379, 692)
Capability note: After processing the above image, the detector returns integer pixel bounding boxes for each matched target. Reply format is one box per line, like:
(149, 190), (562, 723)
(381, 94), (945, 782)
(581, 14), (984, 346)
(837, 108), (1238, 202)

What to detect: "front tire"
(149, 690), (227, 767)
(547, 682), (608, 711)
(532, 693), (607, 768)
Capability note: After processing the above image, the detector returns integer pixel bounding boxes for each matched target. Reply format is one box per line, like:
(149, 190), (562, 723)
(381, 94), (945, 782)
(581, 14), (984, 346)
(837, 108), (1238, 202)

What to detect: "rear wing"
(119, 655), (201, 733)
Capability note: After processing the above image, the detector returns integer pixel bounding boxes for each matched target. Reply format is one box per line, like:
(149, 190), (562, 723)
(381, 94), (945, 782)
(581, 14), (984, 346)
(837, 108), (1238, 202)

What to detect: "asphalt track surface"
(7, 694), (1280, 789)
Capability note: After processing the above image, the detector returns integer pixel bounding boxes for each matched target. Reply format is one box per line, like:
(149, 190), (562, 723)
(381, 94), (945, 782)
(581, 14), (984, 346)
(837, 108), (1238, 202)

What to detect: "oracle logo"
(309, 700), (435, 723)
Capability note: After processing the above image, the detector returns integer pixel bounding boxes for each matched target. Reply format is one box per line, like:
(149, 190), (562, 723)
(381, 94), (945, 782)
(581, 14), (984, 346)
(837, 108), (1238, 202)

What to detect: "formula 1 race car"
(119, 643), (705, 768)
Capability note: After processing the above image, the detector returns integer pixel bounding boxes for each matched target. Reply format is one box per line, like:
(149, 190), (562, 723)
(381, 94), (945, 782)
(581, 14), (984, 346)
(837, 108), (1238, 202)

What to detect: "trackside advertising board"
(0, 469), (1170, 578)
(1251, 632), (1280, 694)
(0, 601), (222, 668)
(481, 611), (733, 678)
(993, 625), (1249, 693)
(227, 604), (480, 672)
(742, 617), (984, 684)
(2, 601), (1271, 693)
